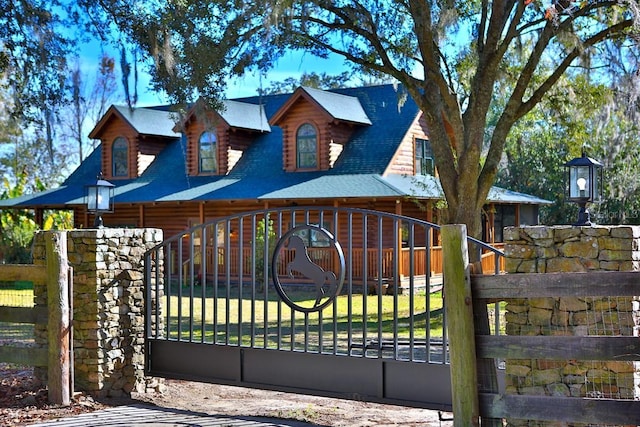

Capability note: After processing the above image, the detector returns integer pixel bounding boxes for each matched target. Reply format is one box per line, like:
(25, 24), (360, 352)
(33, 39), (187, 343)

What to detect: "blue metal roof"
(301, 86), (372, 125)
(382, 174), (551, 205)
(220, 100), (270, 132)
(0, 84), (551, 208)
(112, 106), (181, 138)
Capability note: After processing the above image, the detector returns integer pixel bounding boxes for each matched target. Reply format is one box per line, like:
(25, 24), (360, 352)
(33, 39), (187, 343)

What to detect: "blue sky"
(79, 41), (351, 107)
(226, 51), (352, 99)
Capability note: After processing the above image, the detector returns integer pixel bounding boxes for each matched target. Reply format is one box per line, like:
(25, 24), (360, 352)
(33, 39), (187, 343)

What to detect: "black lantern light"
(85, 172), (115, 228)
(564, 149), (603, 226)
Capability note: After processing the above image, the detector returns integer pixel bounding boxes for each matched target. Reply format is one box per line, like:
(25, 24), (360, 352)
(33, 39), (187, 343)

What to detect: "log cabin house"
(0, 84), (549, 279)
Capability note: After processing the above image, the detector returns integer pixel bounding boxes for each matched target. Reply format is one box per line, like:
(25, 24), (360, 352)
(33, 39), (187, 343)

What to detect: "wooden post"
(46, 231), (70, 406)
(442, 224), (479, 426)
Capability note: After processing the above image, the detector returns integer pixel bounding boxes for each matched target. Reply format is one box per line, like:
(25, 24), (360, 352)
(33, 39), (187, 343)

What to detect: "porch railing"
(180, 244), (505, 280)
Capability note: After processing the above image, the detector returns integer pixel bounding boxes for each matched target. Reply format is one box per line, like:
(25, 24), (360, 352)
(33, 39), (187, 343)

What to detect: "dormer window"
(112, 137), (129, 177)
(296, 123), (317, 169)
(415, 138), (434, 176)
(199, 131), (217, 174)
(270, 87), (371, 172)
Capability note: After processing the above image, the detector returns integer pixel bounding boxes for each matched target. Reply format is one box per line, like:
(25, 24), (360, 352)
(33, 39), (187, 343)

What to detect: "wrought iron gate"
(144, 207), (503, 410)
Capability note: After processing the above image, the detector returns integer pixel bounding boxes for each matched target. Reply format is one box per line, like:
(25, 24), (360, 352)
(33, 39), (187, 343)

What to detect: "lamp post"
(85, 172), (115, 228)
(564, 149), (603, 226)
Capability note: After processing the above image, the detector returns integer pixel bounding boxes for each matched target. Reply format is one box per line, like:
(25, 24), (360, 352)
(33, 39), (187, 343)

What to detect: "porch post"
(138, 205), (145, 227)
(199, 201), (205, 224)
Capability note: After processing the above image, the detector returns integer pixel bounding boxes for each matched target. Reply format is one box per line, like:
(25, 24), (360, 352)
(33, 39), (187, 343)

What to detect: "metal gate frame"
(144, 207), (503, 410)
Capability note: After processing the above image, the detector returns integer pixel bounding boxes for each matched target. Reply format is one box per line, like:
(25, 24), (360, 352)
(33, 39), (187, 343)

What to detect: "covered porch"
(177, 243), (505, 291)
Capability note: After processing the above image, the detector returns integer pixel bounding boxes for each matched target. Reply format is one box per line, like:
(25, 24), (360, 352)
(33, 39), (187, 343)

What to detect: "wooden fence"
(473, 271), (640, 425)
(0, 264), (48, 366)
(442, 224), (640, 426)
(0, 231), (72, 405)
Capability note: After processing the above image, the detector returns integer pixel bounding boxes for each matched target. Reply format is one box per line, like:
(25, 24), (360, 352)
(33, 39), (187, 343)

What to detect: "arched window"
(296, 123), (317, 169)
(112, 137), (129, 177)
(199, 131), (217, 173)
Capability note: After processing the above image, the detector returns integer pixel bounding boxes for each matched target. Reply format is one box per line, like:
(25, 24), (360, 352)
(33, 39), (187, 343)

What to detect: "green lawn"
(160, 283), (446, 350)
(0, 284), (35, 344)
(0, 282), (34, 308)
(0, 322), (34, 342)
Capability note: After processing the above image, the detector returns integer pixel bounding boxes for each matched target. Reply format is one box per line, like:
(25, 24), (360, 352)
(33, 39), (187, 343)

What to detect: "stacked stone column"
(32, 228), (164, 397)
(503, 225), (640, 427)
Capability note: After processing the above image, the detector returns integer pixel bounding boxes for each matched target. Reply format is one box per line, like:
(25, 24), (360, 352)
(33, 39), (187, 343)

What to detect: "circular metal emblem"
(271, 225), (345, 313)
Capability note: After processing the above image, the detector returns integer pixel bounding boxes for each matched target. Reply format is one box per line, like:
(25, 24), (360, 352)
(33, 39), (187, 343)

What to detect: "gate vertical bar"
(332, 209), (339, 354)
(275, 212), (283, 350)
(177, 238), (183, 341)
(225, 221), (231, 345)
(213, 223), (220, 344)
(408, 223), (415, 361)
(361, 213), (368, 356)
(289, 210), (296, 351)
(425, 225), (433, 362)
(165, 243), (172, 339)
(318, 209), (324, 354)
(262, 212), (269, 349)
(250, 216), (256, 347)
(238, 217), (244, 346)
(200, 227), (207, 343)
(425, 225), (432, 362)
(392, 217), (399, 359)
(189, 231), (195, 341)
(377, 215), (383, 357)
(346, 210), (354, 354)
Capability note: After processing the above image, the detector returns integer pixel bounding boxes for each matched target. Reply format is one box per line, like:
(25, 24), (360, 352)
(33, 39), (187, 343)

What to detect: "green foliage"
(0, 0), (87, 123)
(0, 133), (74, 192)
(496, 111), (573, 225)
(43, 210), (74, 231)
(0, 174), (38, 263)
(588, 91), (640, 225)
(259, 71), (353, 95)
(0, 171), (73, 263)
(497, 73), (640, 226)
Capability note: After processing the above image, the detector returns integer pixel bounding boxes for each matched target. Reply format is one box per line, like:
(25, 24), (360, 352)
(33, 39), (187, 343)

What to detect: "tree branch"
(518, 19), (634, 118)
(478, 3), (633, 207)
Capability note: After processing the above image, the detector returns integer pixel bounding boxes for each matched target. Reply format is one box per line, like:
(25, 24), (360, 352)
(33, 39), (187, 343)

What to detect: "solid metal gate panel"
(146, 340), (452, 409)
(144, 207), (503, 411)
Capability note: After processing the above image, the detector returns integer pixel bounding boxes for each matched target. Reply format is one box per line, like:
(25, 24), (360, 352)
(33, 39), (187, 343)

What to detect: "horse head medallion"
(272, 225), (345, 313)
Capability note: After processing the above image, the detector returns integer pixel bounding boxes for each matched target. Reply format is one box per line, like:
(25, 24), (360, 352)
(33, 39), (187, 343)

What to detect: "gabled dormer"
(89, 105), (180, 180)
(270, 87), (372, 172)
(176, 98), (270, 176)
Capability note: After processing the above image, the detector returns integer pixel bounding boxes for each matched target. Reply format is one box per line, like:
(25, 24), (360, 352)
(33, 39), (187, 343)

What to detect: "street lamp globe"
(85, 172), (115, 228)
(564, 149), (603, 226)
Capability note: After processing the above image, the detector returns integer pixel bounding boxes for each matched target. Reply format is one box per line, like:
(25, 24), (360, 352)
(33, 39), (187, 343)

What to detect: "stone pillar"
(503, 225), (640, 427)
(33, 228), (164, 397)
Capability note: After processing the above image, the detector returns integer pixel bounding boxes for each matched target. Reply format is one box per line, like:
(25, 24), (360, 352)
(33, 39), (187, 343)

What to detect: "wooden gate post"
(45, 231), (70, 406)
(442, 224), (479, 426)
